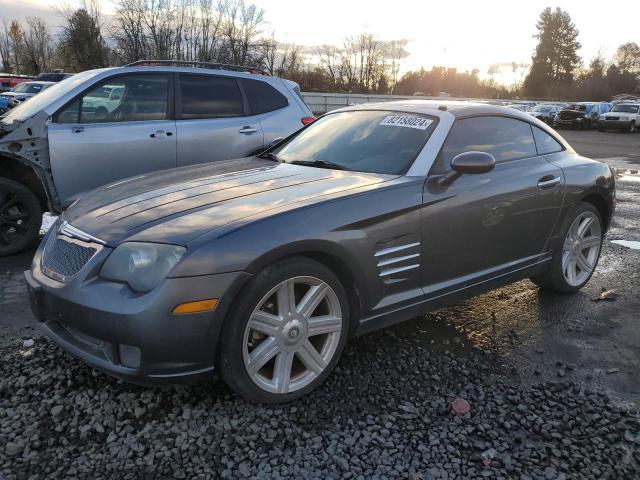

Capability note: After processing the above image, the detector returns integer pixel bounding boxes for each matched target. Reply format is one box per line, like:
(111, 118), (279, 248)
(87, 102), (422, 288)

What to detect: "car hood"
(1, 92), (29, 99)
(63, 157), (393, 246)
(558, 109), (586, 119)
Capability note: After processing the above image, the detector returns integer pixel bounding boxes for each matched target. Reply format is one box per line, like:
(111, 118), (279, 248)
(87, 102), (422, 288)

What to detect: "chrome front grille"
(41, 221), (103, 281)
(42, 236), (97, 280)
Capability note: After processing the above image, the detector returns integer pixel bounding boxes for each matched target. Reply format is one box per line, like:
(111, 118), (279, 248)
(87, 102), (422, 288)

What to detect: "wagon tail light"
(301, 116), (316, 126)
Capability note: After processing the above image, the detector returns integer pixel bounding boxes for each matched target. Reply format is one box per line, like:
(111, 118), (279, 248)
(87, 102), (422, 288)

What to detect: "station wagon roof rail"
(124, 59), (269, 75)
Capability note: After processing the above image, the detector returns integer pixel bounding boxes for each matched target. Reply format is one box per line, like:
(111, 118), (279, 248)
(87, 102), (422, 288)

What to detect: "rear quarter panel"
(544, 152), (614, 245)
(257, 79), (309, 145)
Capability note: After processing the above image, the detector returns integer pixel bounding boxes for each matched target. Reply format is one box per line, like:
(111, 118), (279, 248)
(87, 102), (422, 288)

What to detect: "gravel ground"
(1, 321), (639, 479)
(1, 132), (640, 479)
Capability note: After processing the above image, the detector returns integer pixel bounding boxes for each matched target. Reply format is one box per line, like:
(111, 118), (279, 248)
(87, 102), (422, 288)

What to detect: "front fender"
(0, 111), (60, 211)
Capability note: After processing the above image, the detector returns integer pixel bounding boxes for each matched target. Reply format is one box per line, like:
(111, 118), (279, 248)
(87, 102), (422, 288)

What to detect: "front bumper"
(599, 119), (632, 129)
(554, 118), (583, 126)
(25, 250), (251, 386)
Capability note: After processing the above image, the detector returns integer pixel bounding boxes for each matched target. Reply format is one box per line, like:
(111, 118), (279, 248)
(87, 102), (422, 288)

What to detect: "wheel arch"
(244, 241), (367, 338)
(0, 155), (49, 211)
(580, 192), (611, 232)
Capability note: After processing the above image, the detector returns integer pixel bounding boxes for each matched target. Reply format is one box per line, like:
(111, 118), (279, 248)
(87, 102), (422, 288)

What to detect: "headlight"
(100, 242), (185, 292)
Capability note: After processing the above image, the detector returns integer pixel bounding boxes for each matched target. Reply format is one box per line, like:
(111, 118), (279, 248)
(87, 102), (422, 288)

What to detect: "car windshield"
(532, 106), (551, 112)
(273, 110), (438, 175)
(612, 104), (639, 113)
(1, 70), (100, 124)
(12, 83), (45, 94)
(568, 104), (588, 112)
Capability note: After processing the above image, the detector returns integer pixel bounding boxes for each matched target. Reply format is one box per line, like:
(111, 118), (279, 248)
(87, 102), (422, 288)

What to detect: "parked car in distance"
(33, 71), (74, 83)
(506, 104), (531, 112)
(598, 103), (640, 133)
(80, 84), (126, 118)
(0, 74), (34, 92)
(554, 102), (611, 129)
(0, 60), (314, 256)
(25, 101), (615, 403)
(0, 81), (54, 108)
(528, 104), (564, 124)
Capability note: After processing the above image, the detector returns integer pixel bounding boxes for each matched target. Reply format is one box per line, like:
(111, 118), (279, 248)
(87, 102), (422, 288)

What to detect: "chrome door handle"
(150, 130), (172, 138)
(537, 176), (561, 189)
(239, 126), (257, 134)
(71, 127), (84, 134)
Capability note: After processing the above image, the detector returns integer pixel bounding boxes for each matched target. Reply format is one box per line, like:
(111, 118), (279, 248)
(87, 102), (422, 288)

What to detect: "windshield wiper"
(257, 151), (282, 162)
(289, 160), (348, 171)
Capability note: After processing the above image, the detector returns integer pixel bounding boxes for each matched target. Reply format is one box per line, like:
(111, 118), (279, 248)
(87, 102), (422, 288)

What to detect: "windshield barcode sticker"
(379, 115), (433, 130)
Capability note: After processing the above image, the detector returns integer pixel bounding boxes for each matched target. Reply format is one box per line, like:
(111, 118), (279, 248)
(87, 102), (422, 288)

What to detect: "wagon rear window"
(274, 110), (438, 175)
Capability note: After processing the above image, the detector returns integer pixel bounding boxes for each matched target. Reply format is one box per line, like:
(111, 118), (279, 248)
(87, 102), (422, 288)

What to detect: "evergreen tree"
(523, 7), (581, 98)
(59, 8), (109, 71)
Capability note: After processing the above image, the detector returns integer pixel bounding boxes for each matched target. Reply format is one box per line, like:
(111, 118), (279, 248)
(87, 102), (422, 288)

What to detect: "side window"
(432, 116), (537, 173)
(240, 78), (288, 114)
(178, 75), (244, 119)
(532, 126), (563, 155)
(55, 75), (169, 124)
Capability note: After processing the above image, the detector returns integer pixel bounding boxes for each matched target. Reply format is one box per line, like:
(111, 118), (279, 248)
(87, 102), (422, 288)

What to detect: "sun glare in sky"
(5, 0), (638, 84)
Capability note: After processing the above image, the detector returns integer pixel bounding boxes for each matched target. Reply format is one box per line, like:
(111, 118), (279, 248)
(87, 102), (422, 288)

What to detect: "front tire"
(628, 121), (636, 133)
(531, 202), (603, 293)
(0, 177), (42, 257)
(217, 257), (349, 403)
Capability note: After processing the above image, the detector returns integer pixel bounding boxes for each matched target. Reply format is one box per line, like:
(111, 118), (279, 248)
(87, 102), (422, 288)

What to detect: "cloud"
(0, 0), (62, 27)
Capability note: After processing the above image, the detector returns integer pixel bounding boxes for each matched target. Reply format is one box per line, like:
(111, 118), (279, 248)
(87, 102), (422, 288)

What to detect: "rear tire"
(531, 202), (603, 293)
(0, 177), (42, 256)
(217, 257), (350, 403)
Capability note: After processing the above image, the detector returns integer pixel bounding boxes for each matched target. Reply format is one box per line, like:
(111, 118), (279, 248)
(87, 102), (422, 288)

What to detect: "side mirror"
(268, 137), (285, 149)
(439, 151), (495, 185)
(256, 137), (286, 156)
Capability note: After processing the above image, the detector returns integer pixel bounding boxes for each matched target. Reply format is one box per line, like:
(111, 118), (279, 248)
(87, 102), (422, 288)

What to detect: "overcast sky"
(3, 0), (638, 83)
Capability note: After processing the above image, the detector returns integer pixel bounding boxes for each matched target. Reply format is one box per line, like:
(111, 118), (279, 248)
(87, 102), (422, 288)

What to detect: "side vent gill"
(374, 241), (421, 283)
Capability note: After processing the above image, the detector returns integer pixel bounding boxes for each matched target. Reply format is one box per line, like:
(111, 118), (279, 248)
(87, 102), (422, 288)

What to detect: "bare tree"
(615, 42), (640, 74)
(384, 39), (409, 93)
(111, 0), (265, 65)
(316, 44), (340, 86)
(7, 20), (24, 74)
(112, 0), (149, 63)
(257, 34), (302, 76)
(0, 20), (13, 72)
(21, 17), (55, 74)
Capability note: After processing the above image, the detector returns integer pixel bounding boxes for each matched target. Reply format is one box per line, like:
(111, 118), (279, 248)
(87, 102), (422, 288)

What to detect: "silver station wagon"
(0, 61), (313, 256)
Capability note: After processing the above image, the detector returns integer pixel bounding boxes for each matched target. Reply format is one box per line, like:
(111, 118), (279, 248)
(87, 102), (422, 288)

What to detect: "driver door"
(48, 73), (177, 207)
(420, 116), (564, 296)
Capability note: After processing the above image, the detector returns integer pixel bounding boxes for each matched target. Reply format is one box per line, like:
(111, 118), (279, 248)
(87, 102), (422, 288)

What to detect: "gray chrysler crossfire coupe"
(25, 100), (615, 403)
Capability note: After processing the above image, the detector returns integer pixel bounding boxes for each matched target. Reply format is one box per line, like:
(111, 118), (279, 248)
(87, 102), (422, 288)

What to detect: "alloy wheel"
(0, 191), (31, 248)
(562, 211), (602, 287)
(242, 276), (343, 394)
